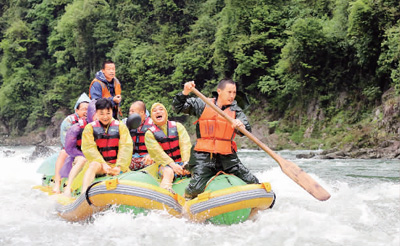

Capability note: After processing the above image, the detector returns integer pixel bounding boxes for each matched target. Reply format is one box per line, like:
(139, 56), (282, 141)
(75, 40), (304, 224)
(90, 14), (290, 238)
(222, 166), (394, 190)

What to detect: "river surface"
(0, 146), (398, 246)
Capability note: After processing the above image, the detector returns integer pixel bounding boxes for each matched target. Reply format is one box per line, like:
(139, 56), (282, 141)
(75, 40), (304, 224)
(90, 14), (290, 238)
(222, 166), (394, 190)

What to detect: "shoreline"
(1, 135), (399, 160)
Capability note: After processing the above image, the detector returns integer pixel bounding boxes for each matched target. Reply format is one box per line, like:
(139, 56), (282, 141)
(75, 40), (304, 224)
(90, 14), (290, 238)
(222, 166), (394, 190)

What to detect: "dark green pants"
(185, 149), (259, 199)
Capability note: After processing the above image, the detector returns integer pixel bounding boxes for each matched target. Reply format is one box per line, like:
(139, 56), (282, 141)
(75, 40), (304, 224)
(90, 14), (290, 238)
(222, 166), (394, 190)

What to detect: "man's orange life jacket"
(194, 99), (237, 155)
(91, 119), (120, 163)
(89, 78), (122, 117)
(148, 121), (182, 162)
(89, 78), (121, 99)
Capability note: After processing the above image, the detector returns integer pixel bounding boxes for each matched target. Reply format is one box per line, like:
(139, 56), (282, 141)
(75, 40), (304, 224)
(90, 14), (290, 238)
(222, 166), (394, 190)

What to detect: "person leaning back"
(145, 103), (191, 193)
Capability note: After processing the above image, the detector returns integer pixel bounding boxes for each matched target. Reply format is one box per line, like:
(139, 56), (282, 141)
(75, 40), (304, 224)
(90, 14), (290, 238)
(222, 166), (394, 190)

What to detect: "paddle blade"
(278, 157), (331, 201)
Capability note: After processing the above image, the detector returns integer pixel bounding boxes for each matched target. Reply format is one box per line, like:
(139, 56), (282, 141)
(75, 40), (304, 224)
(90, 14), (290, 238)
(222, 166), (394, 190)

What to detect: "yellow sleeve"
(145, 130), (175, 166)
(115, 122), (133, 172)
(81, 123), (106, 164)
(176, 122), (191, 162)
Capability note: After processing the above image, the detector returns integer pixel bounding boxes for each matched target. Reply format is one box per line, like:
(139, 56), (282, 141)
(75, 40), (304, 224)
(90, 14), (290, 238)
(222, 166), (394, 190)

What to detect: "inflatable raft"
(35, 153), (275, 225)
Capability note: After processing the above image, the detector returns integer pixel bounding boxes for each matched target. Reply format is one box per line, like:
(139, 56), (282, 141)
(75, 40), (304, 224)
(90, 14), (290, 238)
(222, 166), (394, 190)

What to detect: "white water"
(0, 146), (399, 246)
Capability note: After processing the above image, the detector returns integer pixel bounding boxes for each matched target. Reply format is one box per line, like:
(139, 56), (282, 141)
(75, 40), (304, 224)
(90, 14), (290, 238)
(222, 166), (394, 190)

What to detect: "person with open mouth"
(144, 103), (192, 193)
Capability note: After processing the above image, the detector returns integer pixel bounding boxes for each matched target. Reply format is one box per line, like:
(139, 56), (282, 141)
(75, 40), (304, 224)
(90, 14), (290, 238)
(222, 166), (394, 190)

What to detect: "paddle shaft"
(191, 88), (331, 201)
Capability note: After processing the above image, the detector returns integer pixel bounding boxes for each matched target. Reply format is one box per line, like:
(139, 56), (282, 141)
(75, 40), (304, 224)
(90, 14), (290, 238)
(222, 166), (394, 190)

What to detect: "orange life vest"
(130, 117), (154, 156)
(89, 78), (121, 99)
(194, 99), (237, 155)
(148, 121), (182, 162)
(91, 119), (120, 163)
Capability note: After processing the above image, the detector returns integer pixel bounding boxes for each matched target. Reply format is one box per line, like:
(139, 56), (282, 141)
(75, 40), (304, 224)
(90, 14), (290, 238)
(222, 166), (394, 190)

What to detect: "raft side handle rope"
(203, 171), (233, 191)
(85, 181), (102, 206)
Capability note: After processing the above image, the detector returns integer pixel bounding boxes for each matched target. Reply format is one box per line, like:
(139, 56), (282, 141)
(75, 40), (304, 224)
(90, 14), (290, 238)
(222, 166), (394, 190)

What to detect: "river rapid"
(0, 146), (398, 246)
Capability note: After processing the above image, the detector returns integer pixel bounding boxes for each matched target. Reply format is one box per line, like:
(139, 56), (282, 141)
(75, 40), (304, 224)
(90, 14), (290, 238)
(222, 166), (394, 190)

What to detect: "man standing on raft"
(172, 79), (259, 199)
(89, 60), (122, 119)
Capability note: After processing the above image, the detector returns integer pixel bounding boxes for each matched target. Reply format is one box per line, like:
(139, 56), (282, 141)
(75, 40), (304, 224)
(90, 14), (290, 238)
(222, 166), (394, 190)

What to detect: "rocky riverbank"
(1, 128), (399, 160)
(1, 88), (399, 160)
(296, 141), (400, 159)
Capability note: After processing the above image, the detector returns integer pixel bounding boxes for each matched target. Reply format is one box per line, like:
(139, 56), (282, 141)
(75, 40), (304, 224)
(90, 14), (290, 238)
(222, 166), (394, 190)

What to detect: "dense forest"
(0, 0), (399, 150)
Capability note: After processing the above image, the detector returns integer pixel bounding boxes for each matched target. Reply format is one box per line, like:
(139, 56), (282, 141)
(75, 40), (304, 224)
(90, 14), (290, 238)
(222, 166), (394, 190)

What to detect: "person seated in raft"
(144, 103), (191, 193)
(172, 79), (259, 199)
(61, 100), (97, 197)
(123, 101), (155, 171)
(53, 93), (90, 193)
(80, 98), (133, 194)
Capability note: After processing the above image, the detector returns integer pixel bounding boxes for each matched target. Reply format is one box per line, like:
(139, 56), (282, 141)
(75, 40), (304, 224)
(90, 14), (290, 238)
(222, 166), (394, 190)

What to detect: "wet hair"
(102, 60), (115, 69)
(132, 101), (146, 112)
(95, 98), (113, 110)
(217, 79), (236, 90)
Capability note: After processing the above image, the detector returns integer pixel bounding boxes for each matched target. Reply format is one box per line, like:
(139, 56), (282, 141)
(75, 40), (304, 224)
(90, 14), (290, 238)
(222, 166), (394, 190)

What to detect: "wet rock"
(296, 152), (316, 159)
(320, 148), (339, 155)
(318, 155), (334, 159)
(2, 149), (15, 157)
(26, 145), (56, 161)
(327, 151), (347, 159)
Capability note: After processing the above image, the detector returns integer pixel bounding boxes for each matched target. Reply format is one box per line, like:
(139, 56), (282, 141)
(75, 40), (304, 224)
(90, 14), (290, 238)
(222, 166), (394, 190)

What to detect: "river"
(0, 146), (398, 246)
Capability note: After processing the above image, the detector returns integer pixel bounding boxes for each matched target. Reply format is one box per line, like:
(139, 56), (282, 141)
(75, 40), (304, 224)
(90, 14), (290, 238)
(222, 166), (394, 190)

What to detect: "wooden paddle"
(191, 88), (331, 201)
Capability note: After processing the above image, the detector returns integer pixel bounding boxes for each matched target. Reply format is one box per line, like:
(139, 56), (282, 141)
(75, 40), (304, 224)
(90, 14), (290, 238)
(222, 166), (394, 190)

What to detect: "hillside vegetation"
(0, 0), (399, 151)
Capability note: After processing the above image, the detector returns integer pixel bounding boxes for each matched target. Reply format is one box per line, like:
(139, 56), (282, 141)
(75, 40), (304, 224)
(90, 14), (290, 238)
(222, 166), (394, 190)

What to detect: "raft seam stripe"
(56, 194), (87, 213)
(190, 189), (274, 214)
(88, 184), (182, 212)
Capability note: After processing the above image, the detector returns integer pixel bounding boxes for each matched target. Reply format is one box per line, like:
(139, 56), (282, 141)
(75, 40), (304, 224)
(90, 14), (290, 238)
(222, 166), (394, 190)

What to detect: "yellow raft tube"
(36, 159), (275, 225)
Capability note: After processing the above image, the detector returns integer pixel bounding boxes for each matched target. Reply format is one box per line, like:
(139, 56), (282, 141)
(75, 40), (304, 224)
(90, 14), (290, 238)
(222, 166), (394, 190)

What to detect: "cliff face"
(380, 88), (400, 136)
(237, 87), (400, 159)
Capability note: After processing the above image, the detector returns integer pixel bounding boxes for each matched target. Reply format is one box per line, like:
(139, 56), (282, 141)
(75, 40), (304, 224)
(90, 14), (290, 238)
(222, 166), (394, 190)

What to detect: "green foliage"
(290, 129), (305, 144)
(378, 21), (400, 94)
(0, 0), (398, 143)
(272, 17), (328, 101)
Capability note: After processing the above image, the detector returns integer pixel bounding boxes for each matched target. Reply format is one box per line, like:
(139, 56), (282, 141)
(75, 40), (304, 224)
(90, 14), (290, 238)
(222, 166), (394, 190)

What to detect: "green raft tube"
(35, 154), (275, 225)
